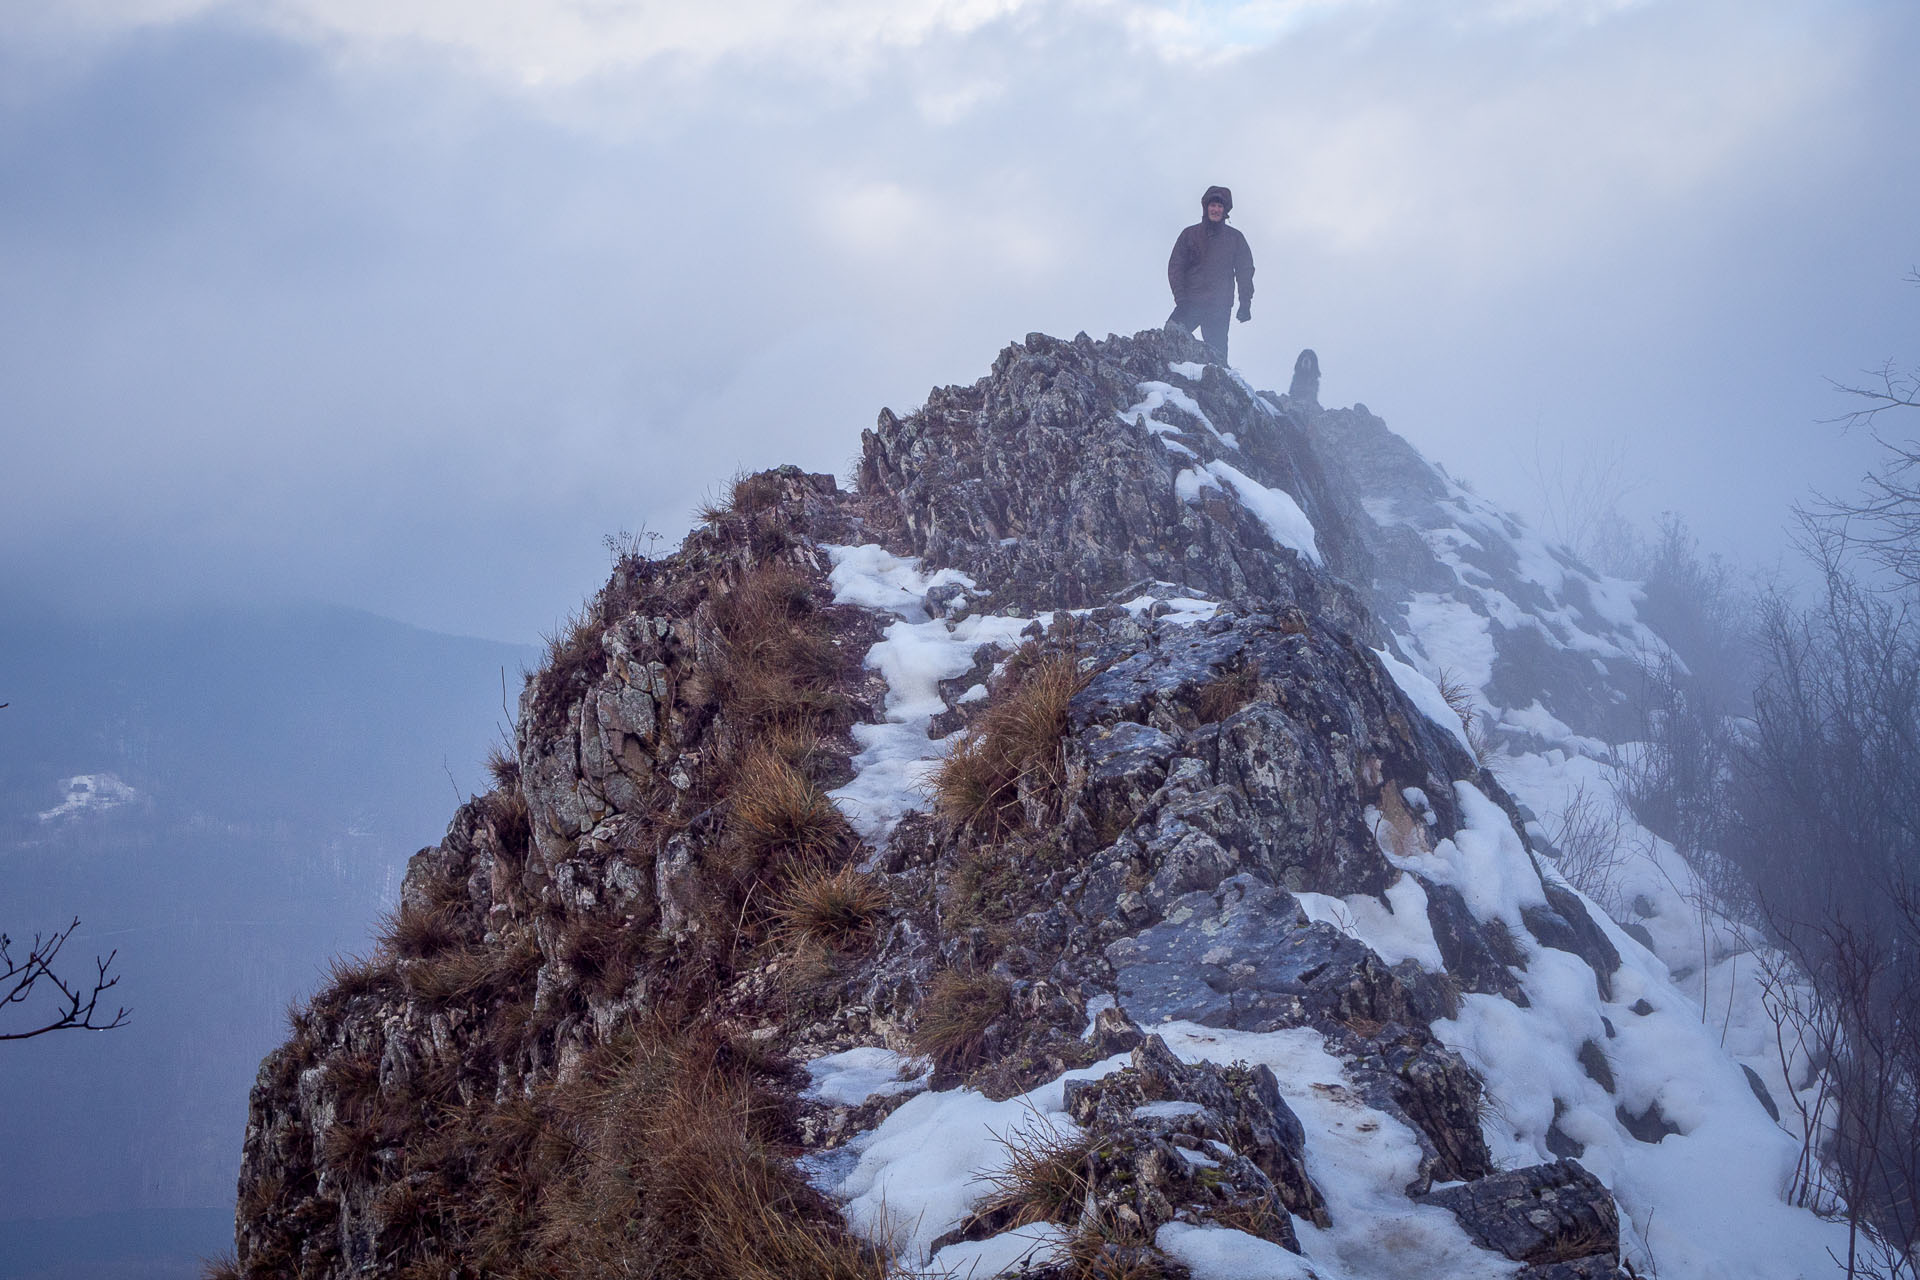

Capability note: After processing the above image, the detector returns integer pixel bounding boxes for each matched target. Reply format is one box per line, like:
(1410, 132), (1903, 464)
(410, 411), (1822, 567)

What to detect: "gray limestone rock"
(1420, 1159), (1619, 1268)
(1616, 1100), (1681, 1144)
(1577, 1039), (1616, 1094)
(1742, 1063), (1781, 1122)
(1328, 1024), (1497, 1189)
(1522, 883), (1622, 1001)
(1058, 1035), (1327, 1246)
(1070, 606), (1477, 901)
(1422, 877), (1529, 1005)
(857, 328), (1375, 633)
(1080, 719), (1179, 842)
(1106, 875), (1416, 1034)
(1304, 401), (1655, 747)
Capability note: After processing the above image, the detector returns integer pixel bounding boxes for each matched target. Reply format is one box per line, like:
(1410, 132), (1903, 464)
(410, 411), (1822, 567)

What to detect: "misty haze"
(3, 3), (1916, 1279)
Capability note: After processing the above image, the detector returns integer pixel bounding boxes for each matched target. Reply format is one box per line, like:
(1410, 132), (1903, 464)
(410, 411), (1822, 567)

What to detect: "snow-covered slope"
(1308, 401), (1843, 1280)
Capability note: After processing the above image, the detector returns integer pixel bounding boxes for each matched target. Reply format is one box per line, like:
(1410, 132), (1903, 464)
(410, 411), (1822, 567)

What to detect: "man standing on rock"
(1166, 185), (1254, 364)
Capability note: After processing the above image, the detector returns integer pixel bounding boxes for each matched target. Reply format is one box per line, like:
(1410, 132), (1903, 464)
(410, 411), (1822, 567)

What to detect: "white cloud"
(810, 176), (1059, 276)
(1, 0), (1911, 642)
(912, 74), (1007, 124)
(1075, 0), (1382, 62)
(24, 0), (1033, 85)
(1215, 5), (1860, 278)
(14, 0), (1678, 87)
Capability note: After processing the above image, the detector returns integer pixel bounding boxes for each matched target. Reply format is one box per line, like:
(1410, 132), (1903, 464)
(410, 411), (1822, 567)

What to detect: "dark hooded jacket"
(1168, 185), (1254, 312)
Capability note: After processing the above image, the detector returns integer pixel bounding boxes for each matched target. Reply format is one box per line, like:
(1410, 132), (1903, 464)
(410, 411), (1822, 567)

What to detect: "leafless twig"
(1, 918), (131, 1041)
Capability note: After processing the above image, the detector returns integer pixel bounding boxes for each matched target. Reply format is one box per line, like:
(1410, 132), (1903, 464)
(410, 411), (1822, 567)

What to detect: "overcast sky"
(3, 0), (1915, 644)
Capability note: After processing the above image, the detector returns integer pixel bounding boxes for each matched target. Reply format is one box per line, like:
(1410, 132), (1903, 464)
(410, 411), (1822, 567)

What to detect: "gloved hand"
(1237, 304), (1252, 323)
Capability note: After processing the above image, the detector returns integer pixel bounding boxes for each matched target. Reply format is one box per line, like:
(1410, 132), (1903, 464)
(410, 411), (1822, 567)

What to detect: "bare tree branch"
(1808, 273), (1920, 589)
(1819, 268), (1920, 431)
(1823, 360), (1920, 433)
(1, 917), (131, 1041)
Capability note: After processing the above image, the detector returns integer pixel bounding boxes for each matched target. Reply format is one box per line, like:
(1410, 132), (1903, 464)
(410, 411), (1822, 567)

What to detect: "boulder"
(1420, 1159), (1619, 1269)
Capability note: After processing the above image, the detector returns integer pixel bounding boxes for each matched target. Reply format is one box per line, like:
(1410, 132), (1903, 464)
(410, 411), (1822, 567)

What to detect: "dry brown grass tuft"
(772, 937), (846, 1005)
(1062, 1230), (1184, 1280)
(320, 1116), (383, 1182)
(479, 785), (532, 870)
(912, 970), (1012, 1072)
(711, 565), (844, 729)
(320, 952), (398, 1004)
(236, 1168), (285, 1226)
(699, 470), (789, 524)
(403, 937), (540, 1010)
(369, 1177), (443, 1254)
(1193, 664), (1260, 724)
(543, 604), (606, 684)
(283, 1000), (315, 1043)
(485, 741), (521, 790)
(557, 913), (647, 1000)
(934, 649), (1083, 834)
(1204, 1193), (1293, 1243)
(395, 1250), (461, 1280)
(536, 1025), (886, 1280)
(757, 719), (827, 772)
(378, 901), (462, 960)
(198, 1254), (242, 1280)
(481, 991), (541, 1070)
(932, 734), (1010, 832)
(975, 1114), (1094, 1229)
(727, 744), (853, 870)
(942, 846), (1021, 934)
(771, 861), (890, 951)
(327, 1049), (383, 1113)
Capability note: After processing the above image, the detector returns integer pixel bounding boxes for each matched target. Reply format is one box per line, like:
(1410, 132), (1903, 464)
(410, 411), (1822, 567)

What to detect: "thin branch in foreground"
(1, 917), (131, 1041)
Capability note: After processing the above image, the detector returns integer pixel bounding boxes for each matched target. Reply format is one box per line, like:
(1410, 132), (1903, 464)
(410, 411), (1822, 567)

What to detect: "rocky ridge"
(227, 328), (1831, 1280)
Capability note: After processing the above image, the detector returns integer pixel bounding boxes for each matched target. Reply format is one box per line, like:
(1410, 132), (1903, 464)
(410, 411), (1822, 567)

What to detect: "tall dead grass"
(725, 744), (852, 873)
(770, 862), (890, 951)
(912, 971), (1012, 1072)
(378, 901), (462, 960)
(712, 564), (844, 730)
(935, 649), (1083, 834)
(538, 1027), (885, 1280)
(698, 471), (788, 525)
(1434, 668), (1495, 766)
(1193, 664), (1260, 724)
(403, 936), (541, 1010)
(974, 1113), (1094, 1230)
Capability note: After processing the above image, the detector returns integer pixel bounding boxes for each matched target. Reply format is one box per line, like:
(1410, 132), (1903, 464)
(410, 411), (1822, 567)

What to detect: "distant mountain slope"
(0, 606), (535, 1242)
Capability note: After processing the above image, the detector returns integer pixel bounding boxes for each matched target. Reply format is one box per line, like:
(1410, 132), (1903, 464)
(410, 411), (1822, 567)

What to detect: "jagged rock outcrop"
(227, 328), (1628, 1280)
(857, 329), (1376, 634)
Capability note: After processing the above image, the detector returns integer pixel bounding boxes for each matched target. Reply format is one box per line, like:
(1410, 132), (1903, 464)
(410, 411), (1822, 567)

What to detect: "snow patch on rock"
(38, 773), (138, 821)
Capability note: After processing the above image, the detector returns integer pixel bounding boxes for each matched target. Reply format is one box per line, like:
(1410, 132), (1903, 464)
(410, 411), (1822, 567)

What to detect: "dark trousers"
(1166, 303), (1231, 363)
